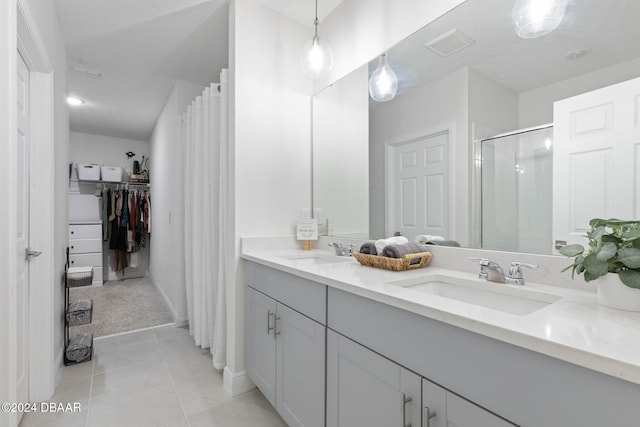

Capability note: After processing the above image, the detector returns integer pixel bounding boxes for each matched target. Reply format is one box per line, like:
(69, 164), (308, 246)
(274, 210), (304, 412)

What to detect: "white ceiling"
(54, 0), (342, 142)
(371, 0), (640, 99)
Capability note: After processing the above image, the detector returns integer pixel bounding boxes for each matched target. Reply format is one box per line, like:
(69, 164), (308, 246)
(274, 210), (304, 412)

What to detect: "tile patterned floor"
(19, 325), (287, 427)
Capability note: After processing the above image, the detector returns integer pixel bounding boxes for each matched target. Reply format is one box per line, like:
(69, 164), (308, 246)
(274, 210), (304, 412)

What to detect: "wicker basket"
(66, 266), (93, 287)
(353, 251), (432, 271)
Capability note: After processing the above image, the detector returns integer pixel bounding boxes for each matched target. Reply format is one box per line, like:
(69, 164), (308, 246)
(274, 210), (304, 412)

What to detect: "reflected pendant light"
(301, 0), (333, 79)
(512, 0), (568, 39)
(368, 54), (398, 102)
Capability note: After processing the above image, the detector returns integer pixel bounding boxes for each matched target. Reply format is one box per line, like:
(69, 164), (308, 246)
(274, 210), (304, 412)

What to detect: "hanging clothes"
(101, 186), (152, 273)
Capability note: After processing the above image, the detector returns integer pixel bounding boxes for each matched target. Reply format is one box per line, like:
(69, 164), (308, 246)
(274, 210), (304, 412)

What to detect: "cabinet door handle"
(402, 393), (412, 427)
(274, 316), (281, 339)
(267, 311), (275, 335)
(423, 406), (436, 427)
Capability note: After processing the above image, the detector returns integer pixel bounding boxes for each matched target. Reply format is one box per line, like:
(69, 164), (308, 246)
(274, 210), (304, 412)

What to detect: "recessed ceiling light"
(66, 96), (85, 106)
(564, 47), (592, 60)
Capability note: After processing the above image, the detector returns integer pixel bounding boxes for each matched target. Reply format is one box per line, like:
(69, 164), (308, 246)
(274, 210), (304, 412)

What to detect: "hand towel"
(359, 242), (378, 255)
(425, 240), (461, 247)
(415, 235), (445, 244)
(374, 236), (409, 256)
(382, 242), (431, 258)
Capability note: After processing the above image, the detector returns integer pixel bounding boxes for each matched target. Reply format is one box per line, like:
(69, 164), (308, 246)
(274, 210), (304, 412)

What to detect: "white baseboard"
(54, 344), (63, 388)
(150, 276), (180, 323)
(223, 367), (255, 396)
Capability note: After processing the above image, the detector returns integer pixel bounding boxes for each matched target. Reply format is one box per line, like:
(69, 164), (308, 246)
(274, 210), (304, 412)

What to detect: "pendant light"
(368, 54), (398, 102)
(301, 0), (333, 79)
(512, 0), (568, 39)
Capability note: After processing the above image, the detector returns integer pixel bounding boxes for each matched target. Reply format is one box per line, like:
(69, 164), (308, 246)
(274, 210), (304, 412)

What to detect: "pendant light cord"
(314, 0), (319, 38)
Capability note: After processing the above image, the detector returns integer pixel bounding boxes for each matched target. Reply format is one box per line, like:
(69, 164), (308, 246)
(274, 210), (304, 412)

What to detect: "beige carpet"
(69, 277), (174, 337)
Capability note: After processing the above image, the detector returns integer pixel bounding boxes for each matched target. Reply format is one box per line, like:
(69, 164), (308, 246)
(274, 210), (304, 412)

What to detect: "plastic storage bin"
(101, 166), (126, 182)
(77, 164), (101, 181)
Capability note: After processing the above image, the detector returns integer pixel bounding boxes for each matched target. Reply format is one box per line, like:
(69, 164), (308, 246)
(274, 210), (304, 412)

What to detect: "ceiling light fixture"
(66, 96), (85, 106)
(512, 0), (568, 39)
(369, 53), (398, 102)
(300, 0), (333, 79)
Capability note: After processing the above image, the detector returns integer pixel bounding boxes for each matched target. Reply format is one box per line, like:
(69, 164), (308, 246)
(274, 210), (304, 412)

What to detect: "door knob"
(25, 248), (42, 259)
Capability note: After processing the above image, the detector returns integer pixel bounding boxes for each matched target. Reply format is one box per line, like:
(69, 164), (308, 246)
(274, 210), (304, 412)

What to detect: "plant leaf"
(619, 270), (640, 289)
(558, 244), (584, 257)
(596, 242), (617, 261)
(582, 253), (609, 280)
(618, 248), (640, 269)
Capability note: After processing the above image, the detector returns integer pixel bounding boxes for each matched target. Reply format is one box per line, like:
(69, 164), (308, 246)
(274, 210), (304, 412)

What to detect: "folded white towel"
(374, 236), (409, 256)
(415, 235), (445, 244)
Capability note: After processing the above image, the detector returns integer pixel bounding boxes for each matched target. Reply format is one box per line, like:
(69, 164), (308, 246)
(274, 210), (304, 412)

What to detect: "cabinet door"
(246, 288), (277, 406)
(276, 303), (325, 427)
(327, 330), (420, 427)
(422, 379), (515, 427)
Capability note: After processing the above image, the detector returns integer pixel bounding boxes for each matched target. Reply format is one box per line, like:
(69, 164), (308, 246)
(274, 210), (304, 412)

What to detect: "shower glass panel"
(480, 126), (553, 255)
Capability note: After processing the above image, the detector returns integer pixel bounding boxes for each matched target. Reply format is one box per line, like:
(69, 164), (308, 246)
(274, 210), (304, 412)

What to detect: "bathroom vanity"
(243, 247), (640, 427)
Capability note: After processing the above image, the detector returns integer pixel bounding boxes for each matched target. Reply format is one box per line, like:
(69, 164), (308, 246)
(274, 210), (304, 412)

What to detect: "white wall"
(519, 57), (640, 128)
(69, 131), (150, 175)
(150, 80), (204, 325)
(313, 65), (369, 237)
(228, 0), (312, 390)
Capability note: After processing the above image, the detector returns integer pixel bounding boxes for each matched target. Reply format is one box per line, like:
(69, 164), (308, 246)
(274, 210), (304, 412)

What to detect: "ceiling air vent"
(425, 29), (475, 57)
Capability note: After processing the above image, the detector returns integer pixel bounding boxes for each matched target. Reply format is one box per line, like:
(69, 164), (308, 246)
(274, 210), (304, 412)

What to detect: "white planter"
(596, 273), (640, 312)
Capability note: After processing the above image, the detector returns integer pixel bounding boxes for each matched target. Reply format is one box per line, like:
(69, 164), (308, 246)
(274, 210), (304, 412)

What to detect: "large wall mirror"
(313, 0), (640, 255)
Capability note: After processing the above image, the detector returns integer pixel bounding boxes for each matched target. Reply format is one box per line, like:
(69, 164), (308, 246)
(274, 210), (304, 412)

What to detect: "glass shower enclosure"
(477, 125), (553, 255)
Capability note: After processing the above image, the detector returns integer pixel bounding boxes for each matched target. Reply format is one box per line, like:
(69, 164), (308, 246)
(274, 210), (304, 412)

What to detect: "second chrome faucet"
(470, 257), (538, 286)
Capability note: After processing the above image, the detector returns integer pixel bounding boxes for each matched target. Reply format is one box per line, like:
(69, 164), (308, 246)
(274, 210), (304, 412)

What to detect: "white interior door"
(553, 77), (640, 252)
(16, 52), (30, 412)
(387, 131), (449, 240)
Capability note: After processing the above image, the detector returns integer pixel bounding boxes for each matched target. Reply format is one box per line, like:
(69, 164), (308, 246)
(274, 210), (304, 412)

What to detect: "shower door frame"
(471, 123), (553, 251)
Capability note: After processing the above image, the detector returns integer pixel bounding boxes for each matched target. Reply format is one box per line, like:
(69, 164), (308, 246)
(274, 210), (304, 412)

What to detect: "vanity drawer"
(69, 253), (102, 268)
(246, 262), (327, 325)
(69, 224), (101, 240)
(69, 239), (102, 254)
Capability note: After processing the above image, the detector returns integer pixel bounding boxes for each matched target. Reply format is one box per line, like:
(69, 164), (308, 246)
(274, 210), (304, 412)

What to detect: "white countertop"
(242, 248), (640, 385)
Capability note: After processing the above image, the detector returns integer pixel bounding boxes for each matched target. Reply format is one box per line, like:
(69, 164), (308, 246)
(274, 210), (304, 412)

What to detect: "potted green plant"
(559, 218), (640, 311)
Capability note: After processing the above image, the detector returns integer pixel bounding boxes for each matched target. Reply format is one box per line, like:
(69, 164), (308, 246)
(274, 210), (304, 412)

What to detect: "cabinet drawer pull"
(402, 393), (412, 427)
(274, 316), (281, 338)
(423, 406), (436, 427)
(267, 311), (275, 335)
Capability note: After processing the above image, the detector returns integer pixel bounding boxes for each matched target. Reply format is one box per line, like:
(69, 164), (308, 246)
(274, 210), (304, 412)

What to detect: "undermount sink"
(387, 274), (562, 316)
(278, 253), (355, 266)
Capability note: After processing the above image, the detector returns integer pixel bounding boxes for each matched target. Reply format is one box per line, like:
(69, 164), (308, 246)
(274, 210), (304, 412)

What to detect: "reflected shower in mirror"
(312, 0), (640, 253)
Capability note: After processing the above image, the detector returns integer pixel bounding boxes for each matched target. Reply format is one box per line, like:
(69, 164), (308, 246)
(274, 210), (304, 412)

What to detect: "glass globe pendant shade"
(512, 0), (568, 39)
(301, 19), (333, 79)
(368, 54), (398, 102)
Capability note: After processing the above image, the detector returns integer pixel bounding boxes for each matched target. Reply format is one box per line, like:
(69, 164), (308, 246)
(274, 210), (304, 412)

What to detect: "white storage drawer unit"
(68, 223), (103, 285)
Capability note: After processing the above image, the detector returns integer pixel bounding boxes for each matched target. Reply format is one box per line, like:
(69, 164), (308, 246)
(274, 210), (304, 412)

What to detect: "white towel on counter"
(374, 236), (409, 256)
(415, 235), (445, 244)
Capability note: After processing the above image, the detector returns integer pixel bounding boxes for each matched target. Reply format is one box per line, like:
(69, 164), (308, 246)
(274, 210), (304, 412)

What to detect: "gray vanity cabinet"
(246, 263), (326, 427)
(246, 287), (277, 404)
(422, 380), (514, 427)
(326, 329), (512, 427)
(326, 330), (421, 427)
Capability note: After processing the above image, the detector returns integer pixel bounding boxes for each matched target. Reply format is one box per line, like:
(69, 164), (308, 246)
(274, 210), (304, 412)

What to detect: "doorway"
(385, 129), (451, 241)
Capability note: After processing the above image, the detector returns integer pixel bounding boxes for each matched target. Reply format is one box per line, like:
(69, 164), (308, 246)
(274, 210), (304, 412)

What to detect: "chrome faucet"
(470, 258), (538, 285)
(328, 242), (354, 256)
